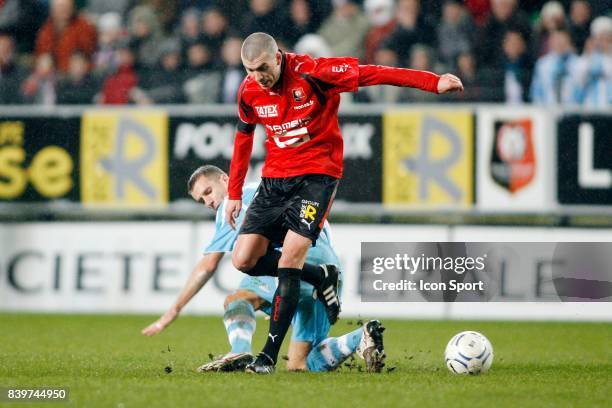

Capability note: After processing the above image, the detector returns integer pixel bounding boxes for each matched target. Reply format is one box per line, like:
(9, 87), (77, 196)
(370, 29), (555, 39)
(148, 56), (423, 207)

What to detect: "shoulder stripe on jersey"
(237, 119), (255, 133)
(300, 73), (328, 106)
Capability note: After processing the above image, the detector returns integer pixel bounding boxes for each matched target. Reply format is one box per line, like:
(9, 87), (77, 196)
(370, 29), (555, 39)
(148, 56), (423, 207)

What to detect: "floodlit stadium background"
(0, 0), (610, 321)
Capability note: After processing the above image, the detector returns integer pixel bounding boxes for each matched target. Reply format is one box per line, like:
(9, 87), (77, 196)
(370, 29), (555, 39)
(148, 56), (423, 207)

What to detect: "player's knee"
(223, 293), (239, 309)
(231, 251), (256, 272)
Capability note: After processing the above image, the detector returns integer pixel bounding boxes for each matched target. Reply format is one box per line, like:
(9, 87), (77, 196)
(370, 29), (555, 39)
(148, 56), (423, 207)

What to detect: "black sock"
(300, 263), (324, 287)
(246, 249), (324, 286)
(247, 249), (281, 277)
(260, 268), (301, 363)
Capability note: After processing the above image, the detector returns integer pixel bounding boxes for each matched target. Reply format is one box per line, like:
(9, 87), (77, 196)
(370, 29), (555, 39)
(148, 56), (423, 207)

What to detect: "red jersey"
(228, 52), (440, 199)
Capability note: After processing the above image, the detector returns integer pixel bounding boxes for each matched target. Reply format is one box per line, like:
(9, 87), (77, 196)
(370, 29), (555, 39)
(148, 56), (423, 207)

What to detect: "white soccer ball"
(444, 331), (494, 375)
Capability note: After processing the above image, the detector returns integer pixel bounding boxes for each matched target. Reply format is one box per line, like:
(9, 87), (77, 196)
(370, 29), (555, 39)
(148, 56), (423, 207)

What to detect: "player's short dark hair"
(187, 165), (226, 193)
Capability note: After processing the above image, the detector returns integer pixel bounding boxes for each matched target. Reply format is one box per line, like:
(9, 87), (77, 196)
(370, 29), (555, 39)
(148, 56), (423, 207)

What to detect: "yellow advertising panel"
(81, 111), (168, 206)
(383, 111), (473, 206)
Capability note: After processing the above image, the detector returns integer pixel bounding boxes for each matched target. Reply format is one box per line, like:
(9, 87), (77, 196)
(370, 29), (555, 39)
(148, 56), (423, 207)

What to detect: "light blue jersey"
(530, 52), (579, 104)
(204, 183), (341, 345)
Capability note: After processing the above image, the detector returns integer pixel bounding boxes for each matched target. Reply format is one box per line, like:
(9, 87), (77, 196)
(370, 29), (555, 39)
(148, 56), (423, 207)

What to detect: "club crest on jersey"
(292, 87), (305, 102)
(255, 104), (278, 118)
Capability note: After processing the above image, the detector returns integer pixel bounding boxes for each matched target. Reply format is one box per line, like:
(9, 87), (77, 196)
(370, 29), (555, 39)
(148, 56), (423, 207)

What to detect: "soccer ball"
(444, 331), (494, 375)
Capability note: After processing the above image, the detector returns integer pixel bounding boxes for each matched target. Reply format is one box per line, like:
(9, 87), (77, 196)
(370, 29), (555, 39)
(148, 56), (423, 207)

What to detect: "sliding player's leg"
(287, 282), (386, 373)
(305, 320), (387, 373)
(197, 276), (276, 372)
(286, 285), (363, 372)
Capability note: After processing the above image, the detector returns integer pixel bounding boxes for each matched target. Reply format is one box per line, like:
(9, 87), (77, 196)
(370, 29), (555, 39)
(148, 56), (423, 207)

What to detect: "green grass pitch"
(1, 313), (610, 408)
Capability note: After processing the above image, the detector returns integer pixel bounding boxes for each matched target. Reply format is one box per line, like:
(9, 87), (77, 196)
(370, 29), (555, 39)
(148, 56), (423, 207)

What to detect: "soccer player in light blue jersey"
(142, 165), (385, 373)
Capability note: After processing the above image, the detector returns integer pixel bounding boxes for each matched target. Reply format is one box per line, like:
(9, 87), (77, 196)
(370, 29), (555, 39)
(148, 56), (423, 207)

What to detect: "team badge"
(292, 87), (305, 102)
(490, 120), (536, 193)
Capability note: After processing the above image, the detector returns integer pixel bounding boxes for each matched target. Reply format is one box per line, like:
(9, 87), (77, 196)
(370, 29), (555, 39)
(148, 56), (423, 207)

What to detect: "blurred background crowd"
(0, 0), (610, 107)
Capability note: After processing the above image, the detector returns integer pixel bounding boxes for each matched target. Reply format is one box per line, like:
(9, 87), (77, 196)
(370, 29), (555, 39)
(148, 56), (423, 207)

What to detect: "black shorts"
(239, 174), (339, 245)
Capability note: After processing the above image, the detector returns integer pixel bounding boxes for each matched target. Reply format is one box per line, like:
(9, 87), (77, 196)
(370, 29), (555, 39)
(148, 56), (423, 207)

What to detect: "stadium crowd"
(0, 0), (609, 106)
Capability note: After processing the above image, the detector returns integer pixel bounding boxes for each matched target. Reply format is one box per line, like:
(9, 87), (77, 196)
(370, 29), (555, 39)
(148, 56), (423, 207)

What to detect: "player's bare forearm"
(173, 255), (220, 311)
(141, 252), (224, 336)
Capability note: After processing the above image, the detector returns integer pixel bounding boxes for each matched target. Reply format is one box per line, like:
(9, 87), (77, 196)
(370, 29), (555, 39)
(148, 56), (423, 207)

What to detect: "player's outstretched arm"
(141, 252), (224, 336)
(357, 65), (463, 94)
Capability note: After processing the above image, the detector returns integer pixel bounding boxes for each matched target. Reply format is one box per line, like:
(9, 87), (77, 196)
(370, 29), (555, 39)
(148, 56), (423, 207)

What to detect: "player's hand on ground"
(225, 199), (242, 230)
(141, 308), (178, 336)
(437, 74), (464, 94)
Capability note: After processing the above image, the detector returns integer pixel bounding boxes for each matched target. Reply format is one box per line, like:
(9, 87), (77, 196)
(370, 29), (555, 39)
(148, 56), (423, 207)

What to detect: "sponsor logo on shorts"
(300, 200), (319, 230)
(255, 105), (278, 118)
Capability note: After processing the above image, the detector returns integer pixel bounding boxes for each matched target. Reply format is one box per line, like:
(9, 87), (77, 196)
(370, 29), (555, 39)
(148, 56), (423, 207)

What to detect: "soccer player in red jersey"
(226, 32), (463, 373)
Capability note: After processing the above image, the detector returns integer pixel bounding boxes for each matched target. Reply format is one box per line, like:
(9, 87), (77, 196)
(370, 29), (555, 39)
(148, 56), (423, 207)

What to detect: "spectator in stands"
(530, 29), (578, 104)
(383, 0), (436, 64)
(363, 0), (397, 65)
(56, 50), (99, 104)
(21, 53), (56, 105)
(501, 30), (533, 103)
(100, 41), (138, 104)
(570, 16), (612, 107)
(318, 0), (369, 59)
(446, 52), (495, 102)
(139, 0), (177, 34)
(241, 0), (288, 40)
(178, 0), (215, 14)
(178, 8), (202, 60)
(201, 7), (230, 61)
(35, 0), (97, 73)
(93, 12), (123, 76)
(568, 0), (592, 53)
(86, 0), (134, 22)
(283, 0), (317, 48)
(355, 47), (404, 103)
(402, 45), (439, 102)
(464, 0), (490, 27)
(0, 33), (27, 104)
(534, 1), (567, 57)
(478, 0), (531, 68)
(127, 5), (164, 68)
(437, 0), (476, 70)
(182, 41), (220, 104)
(135, 39), (185, 104)
(218, 36), (245, 104)
(294, 34), (332, 58)
(0, 0), (40, 53)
